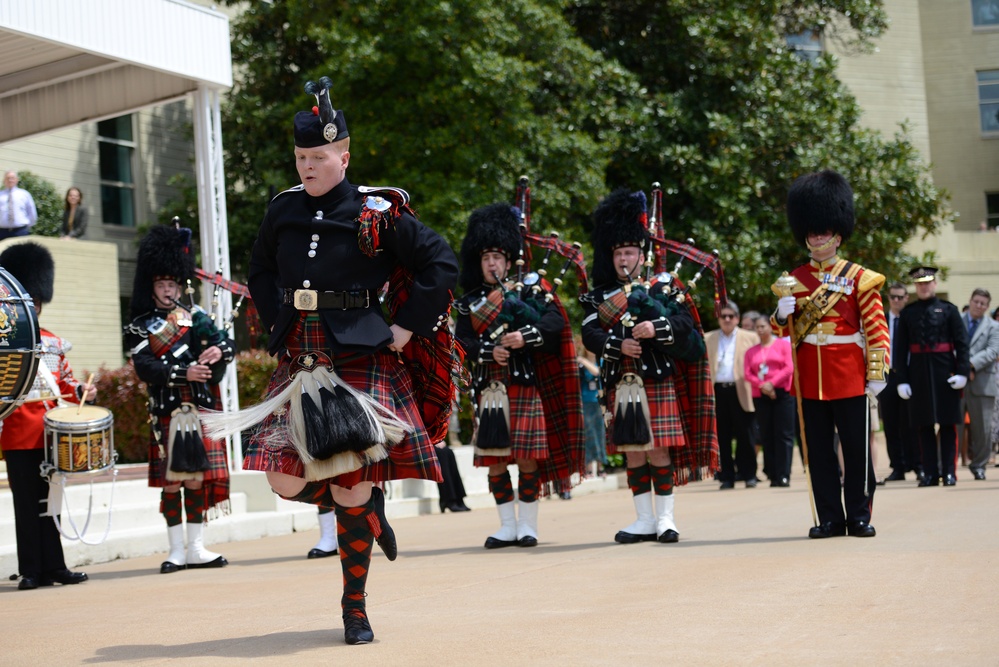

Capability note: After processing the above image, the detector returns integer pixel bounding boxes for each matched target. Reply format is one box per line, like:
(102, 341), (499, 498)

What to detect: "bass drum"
(0, 266), (40, 420)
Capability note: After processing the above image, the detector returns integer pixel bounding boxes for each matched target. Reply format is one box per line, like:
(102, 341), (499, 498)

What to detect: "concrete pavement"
(2, 459), (997, 666)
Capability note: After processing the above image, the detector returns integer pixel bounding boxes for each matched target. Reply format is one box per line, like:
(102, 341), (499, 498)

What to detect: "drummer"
(0, 241), (96, 590)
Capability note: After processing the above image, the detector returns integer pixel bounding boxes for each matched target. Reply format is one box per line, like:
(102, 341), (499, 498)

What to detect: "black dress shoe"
(658, 529), (679, 544)
(971, 468), (986, 481)
(160, 561), (186, 574)
(40, 569), (88, 585)
(719, 481), (735, 490)
(517, 536), (538, 547)
(943, 474), (957, 486)
(343, 609), (374, 645)
(745, 478), (759, 488)
(614, 530), (657, 544)
(307, 547), (337, 559)
(847, 521), (876, 537)
(18, 576), (39, 590)
(443, 502), (471, 512)
(808, 522), (846, 539)
(884, 469), (906, 482)
(770, 478), (790, 488)
(918, 476), (940, 487)
(484, 536), (519, 549)
(370, 487), (397, 561)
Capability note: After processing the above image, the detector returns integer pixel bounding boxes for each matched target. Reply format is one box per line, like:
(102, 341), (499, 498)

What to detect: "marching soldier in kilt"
(202, 77), (459, 645)
(125, 224), (235, 573)
(771, 170), (890, 538)
(454, 202), (584, 549)
(580, 188), (718, 545)
(893, 266), (970, 486)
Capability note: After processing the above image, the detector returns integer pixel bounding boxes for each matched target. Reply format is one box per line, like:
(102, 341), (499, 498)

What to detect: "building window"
(987, 193), (999, 229)
(978, 71), (999, 134)
(98, 116), (136, 227)
(787, 31), (823, 63)
(973, 0), (999, 27)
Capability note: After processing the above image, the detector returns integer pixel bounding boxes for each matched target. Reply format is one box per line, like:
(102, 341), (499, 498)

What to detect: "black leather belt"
(715, 382), (736, 388)
(282, 288), (373, 311)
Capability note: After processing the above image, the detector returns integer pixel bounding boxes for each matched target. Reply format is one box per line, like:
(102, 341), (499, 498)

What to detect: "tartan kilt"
(473, 366), (548, 467)
(242, 314), (441, 486)
(148, 385), (230, 513)
(605, 357), (685, 454)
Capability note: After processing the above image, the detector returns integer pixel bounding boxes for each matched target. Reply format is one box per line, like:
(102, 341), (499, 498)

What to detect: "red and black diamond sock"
(184, 485), (206, 524)
(281, 480), (334, 507)
(161, 490), (182, 527)
(318, 505), (334, 516)
(335, 499), (375, 616)
(518, 469), (540, 503)
(488, 470), (515, 505)
(650, 463), (675, 496)
(625, 462), (652, 496)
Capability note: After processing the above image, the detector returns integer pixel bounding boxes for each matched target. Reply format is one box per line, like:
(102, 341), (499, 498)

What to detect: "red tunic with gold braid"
(771, 256), (889, 400)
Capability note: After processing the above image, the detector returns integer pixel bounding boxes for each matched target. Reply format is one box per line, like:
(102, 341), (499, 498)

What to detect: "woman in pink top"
(744, 318), (795, 486)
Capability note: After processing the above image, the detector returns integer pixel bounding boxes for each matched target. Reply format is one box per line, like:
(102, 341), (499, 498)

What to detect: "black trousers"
(5, 449), (67, 579)
(879, 373), (919, 473)
(714, 384), (757, 483)
(436, 445), (467, 506)
(801, 395), (875, 526)
(917, 423), (957, 480)
(755, 389), (795, 481)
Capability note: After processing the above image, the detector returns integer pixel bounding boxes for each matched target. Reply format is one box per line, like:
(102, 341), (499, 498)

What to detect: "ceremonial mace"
(773, 273), (818, 527)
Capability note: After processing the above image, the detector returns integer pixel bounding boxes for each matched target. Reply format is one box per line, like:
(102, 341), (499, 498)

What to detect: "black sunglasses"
(719, 313), (738, 320)
(889, 295), (907, 300)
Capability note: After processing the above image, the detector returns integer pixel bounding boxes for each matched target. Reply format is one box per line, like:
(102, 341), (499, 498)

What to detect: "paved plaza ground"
(3, 460), (996, 666)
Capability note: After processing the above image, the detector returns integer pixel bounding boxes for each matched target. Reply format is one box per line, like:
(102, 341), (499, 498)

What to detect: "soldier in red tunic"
(771, 170), (890, 539)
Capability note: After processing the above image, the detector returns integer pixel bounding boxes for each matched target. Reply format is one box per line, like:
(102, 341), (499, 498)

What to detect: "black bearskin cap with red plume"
(0, 241), (55, 305)
(130, 223), (195, 318)
(459, 203), (523, 292)
(590, 188), (648, 287)
(786, 169), (855, 248)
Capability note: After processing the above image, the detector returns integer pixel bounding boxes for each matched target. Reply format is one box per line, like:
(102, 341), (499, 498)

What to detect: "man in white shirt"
(706, 300), (760, 488)
(879, 282), (919, 482)
(0, 171), (37, 240)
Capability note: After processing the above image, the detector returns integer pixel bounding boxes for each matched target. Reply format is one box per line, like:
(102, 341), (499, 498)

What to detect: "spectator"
(60, 187), (88, 239)
(0, 171), (37, 240)
(578, 349), (607, 478)
(959, 288), (999, 480)
(741, 310), (762, 331)
(744, 316), (794, 486)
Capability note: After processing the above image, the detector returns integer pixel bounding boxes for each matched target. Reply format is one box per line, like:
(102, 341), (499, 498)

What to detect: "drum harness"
(36, 361), (117, 546)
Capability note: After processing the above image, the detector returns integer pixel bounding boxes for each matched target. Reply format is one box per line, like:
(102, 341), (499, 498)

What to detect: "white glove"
(867, 380), (887, 397)
(776, 296), (796, 320)
(947, 375), (968, 390)
(897, 383), (912, 400)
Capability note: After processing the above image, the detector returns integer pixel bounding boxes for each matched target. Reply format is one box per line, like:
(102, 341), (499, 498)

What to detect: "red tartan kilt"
(242, 314), (441, 485)
(473, 369), (548, 467)
(605, 359), (686, 454)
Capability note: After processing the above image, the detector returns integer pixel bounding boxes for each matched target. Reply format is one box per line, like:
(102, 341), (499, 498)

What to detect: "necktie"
(6, 190), (13, 228)
(969, 317), (978, 340)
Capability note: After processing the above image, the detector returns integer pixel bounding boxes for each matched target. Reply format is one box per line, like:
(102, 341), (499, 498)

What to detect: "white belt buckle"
(293, 289), (318, 311)
(817, 332), (827, 344)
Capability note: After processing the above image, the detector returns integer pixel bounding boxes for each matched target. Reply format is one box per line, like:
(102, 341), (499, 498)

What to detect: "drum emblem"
(0, 285), (18, 346)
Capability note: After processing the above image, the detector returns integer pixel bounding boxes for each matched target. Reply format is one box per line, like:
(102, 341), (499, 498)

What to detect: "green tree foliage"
(565, 0), (950, 312)
(15, 171), (62, 237)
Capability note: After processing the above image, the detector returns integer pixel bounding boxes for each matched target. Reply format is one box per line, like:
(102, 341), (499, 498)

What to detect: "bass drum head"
(0, 266), (40, 421)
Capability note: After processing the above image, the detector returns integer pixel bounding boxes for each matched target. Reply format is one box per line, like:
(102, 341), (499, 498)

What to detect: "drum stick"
(77, 373), (94, 415)
(22, 393), (73, 404)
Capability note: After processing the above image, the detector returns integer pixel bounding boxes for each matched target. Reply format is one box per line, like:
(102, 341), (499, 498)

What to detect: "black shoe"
(918, 476), (940, 487)
(307, 547), (337, 559)
(17, 576), (39, 590)
(343, 609), (374, 645)
(847, 521), (876, 537)
(441, 501), (471, 513)
(40, 569), (88, 586)
(719, 481), (735, 490)
(517, 536), (538, 547)
(745, 478), (759, 488)
(484, 536), (519, 549)
(614, 530), (657, 544)
(160, 561), (186, 574)
(943, 474), (957, 486)
(808, 522), (846, 539)
(971, 468), (986, 481)
(558, 491), (572, 500)
(770, 478), (790, 488)
(187, 556), (228, 569)
(657, 529), (679, 544)
(370, 487), (397, 561)
(884, 469), (906, 482)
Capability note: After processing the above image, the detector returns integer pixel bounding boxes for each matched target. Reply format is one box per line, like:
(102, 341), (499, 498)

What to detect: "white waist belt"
(802, 332), (864, 347)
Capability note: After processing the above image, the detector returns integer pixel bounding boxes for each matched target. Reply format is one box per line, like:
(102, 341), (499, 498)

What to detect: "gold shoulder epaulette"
(857, 267), (885, 293)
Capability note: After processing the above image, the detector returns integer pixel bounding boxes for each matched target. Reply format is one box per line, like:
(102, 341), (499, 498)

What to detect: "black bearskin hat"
(295, 77), (349, 148)
(459, 203), (523, 292)
(589, 188), (648, 287)
(786, 170), (855, 248)
(130, 224), (195, 318)
(0, 241), (55, 305)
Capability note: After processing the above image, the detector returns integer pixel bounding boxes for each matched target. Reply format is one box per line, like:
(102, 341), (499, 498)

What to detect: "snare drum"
(44, 405), (115, 475)
(0, 267), (41, 421)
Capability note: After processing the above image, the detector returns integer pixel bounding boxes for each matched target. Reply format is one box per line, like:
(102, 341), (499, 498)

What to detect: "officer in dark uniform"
(893, 266), (970, 486)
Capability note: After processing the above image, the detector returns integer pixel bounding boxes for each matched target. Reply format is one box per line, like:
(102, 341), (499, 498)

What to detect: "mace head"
(774, 272), (797, 298)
